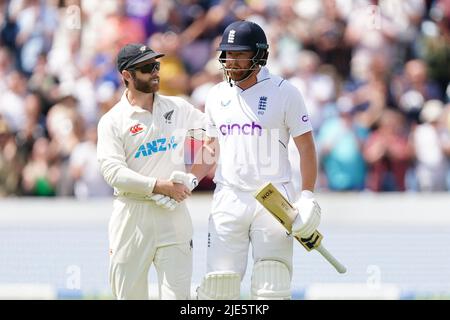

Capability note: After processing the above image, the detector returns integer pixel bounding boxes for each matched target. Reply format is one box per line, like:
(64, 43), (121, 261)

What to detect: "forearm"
(191, 163), (215, 182)
(294, 132), (318, 192)
(100, 160), (156, 195)
(97, 119), (157, 195)
(300, 146), (317, 192)
(152, 180), (173, 196)
(190, 138), (217, 181)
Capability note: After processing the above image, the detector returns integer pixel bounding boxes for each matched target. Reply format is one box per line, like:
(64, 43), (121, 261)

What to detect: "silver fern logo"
(163, 110), (174, 124)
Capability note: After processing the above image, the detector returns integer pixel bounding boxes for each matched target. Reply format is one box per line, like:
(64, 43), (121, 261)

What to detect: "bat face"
(273, 214), (285, 226)
(254, 183), (298, 232)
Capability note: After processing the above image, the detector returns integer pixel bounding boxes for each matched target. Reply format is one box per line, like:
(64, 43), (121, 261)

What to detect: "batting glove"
(291, 190), (321, 239)
(149, 194), (178, 211)
(150, 172), (197, 211)
(169, 171), (198, 191)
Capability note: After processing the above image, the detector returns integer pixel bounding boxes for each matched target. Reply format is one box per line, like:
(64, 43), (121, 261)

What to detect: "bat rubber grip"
(316, 245), (347, 274)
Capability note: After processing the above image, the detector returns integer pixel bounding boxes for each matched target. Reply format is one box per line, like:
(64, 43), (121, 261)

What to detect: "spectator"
(0, 116), (21, 196)
(317, 102), (368, 191)
(289, 50), (337, 132)
(412, 100), (450, 191)
(149, 31), (189, 96)
(363, 109), (413, 191)
(419, 0), (450, 95)
(339, 53), (391, 130)
(0, 70), (27, 132)
(21, 137), (58, 196)
(0, 47), (14, 89)
(305, 0), (352, 79)
(392, 59), (444, 123)
(14, 93), (46, 167)
(69, 125), (112, 199)
(14, 0), (58, 75)
(46, 102), (84, 196)
(101, 0), (146, 50)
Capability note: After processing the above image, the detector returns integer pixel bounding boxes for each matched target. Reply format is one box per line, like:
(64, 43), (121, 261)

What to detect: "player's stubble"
(227, 68), (251, 82)
(132, 73), (159, 94)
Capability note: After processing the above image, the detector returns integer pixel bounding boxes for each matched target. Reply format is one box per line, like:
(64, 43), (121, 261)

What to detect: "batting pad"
(251, 260), (291, 300)
(196, 271), (240, 300)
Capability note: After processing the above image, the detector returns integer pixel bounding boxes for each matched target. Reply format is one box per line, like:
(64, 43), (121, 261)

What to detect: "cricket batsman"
(97, 43), (204, 299)
(188, 20), (322, 299)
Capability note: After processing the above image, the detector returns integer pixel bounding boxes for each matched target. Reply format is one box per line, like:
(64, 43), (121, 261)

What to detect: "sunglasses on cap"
(129, 61), (160, 74)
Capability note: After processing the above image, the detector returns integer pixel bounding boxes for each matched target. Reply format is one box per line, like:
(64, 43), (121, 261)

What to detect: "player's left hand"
(149, 194), (178, 211)
(292, 190), (321, 239)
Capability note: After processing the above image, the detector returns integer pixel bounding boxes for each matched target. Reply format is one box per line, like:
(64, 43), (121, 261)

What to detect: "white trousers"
(206, 182), (295, 278)
(108, 197), (193, 300)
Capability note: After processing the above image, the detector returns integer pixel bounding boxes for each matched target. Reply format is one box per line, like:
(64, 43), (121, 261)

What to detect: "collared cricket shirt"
(205, 67), (312, 191)
(97, 91), (206, 196)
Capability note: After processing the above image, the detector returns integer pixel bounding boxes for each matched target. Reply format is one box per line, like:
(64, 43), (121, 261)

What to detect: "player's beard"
(132, 75), (159, 93)
(227, 65), (255, 83)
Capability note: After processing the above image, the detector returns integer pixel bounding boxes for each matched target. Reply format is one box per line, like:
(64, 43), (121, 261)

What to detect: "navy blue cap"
(117, 43), (164, 72)
(217, 20), (268, 52)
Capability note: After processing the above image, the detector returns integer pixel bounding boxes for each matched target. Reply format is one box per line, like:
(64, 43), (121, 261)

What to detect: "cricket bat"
(254, 183), (347, 274)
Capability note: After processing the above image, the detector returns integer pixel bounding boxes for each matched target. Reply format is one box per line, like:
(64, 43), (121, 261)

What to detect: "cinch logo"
(134, 136), (178, 158)
(228, 30), (235, 43)
(130, 124), (144, 135)
(219, 122), (262, 136)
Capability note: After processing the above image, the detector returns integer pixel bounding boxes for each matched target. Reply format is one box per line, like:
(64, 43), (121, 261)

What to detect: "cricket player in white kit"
(189, 21), (322, 300)
(97, 43), (204, 300)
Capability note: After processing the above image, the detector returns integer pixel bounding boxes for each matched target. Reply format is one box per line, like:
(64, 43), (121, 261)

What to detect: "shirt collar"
(235, 67), (270, 92)
(256, 66), (270, 82)
(120, 89), (158, 116)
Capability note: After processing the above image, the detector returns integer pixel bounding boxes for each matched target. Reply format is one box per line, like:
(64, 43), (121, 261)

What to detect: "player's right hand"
(153, 180), (191, 202)
(169, 182), (191, 201)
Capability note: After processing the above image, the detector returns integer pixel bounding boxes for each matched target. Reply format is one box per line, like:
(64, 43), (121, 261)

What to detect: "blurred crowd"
(0, 0), (449, 198)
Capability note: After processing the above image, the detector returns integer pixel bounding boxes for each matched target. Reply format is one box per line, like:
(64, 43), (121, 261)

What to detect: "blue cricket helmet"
(217, 20), (269, 66)
(218, 20), (269, 52)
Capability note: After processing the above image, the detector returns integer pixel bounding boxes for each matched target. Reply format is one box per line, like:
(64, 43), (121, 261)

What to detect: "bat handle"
(316, 244), (347, 274)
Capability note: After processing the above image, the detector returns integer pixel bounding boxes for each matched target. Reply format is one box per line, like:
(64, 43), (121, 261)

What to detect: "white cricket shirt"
(97, 90), (205, 197)
(205, 67), (312, 191)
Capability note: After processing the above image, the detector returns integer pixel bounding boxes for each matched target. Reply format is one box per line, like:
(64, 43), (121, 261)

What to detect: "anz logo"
(134, 136), (178, 158)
